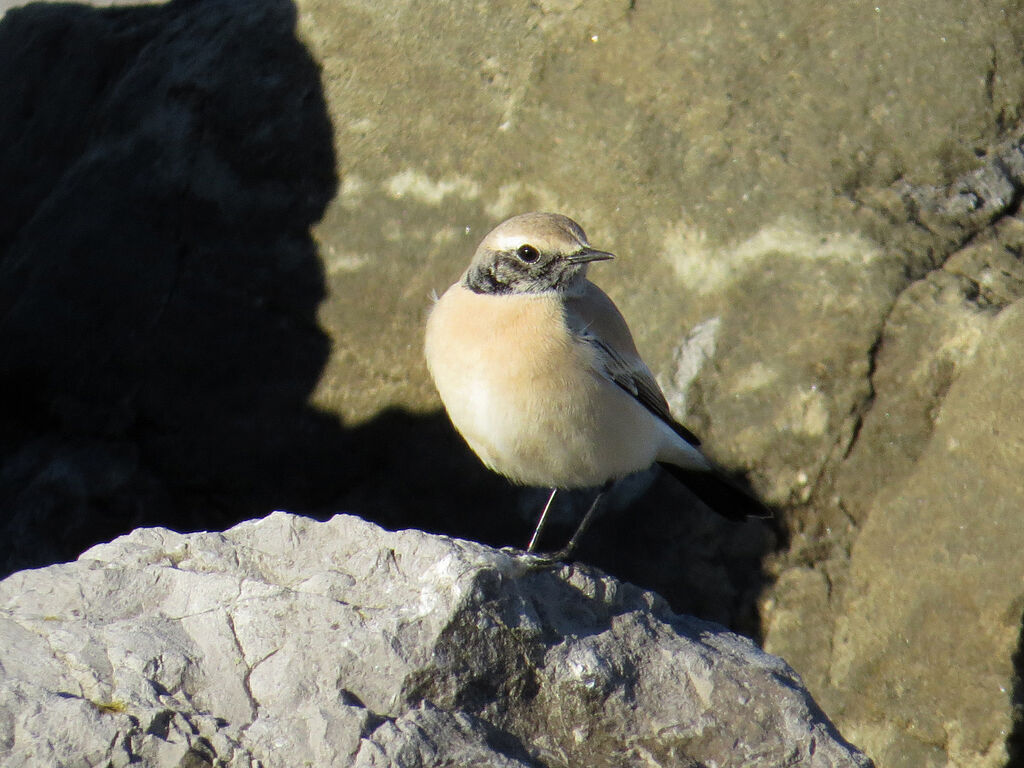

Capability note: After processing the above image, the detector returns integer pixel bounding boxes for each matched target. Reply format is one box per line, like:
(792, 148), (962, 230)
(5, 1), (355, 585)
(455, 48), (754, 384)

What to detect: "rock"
(819, 299), (1024, 768)
(833, 269), (997, 526)
(4, 1), (1024, 767)
(0, 0), (349, 574)
(762, 173), (1024, 768)
(0, 512), (870, 768)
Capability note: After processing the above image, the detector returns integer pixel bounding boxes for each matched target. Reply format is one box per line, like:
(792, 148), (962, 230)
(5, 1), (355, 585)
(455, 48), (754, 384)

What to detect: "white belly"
(424, 285), (662, 488)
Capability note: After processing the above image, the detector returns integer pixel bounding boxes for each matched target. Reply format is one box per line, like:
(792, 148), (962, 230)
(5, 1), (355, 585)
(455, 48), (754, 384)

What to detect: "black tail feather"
(657, 462), (772, 522)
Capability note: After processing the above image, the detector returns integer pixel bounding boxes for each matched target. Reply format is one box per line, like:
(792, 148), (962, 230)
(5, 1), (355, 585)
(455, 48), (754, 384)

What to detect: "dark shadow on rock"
(322, 407), (527, 548)
(334, 408), (775, 634)
(1008, 608), (1024, 768)
(0, 0), (344, 571)
(517, 467), (776, 638)
(0, 0), (526, 576)
(0, 0), (774, 635)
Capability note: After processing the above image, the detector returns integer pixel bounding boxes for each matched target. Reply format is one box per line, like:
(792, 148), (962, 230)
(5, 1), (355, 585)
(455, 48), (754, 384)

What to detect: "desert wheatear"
(424, 212), (767, 560)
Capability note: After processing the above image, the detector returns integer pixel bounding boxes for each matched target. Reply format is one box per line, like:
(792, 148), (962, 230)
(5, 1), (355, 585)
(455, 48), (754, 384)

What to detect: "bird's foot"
(499, 545), (576, 571)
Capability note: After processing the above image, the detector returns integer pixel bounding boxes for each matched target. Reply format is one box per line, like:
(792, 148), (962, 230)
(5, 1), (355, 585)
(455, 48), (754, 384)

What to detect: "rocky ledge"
(0, 512), (868, 767)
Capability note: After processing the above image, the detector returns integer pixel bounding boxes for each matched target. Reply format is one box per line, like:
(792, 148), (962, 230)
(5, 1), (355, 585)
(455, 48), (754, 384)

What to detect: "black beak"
(567, 248), (615, 264)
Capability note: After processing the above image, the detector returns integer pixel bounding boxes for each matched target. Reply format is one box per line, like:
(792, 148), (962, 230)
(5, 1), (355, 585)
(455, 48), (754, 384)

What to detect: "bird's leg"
(539, 479), (615, 563)
(526, 488), (558, 552)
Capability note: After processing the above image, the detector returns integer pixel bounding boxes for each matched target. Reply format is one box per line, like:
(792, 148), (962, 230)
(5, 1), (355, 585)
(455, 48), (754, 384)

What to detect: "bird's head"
(463, 212), (614, 295)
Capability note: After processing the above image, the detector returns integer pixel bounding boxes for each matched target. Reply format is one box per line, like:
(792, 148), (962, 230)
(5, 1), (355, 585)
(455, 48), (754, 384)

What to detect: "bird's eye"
(516, 244), (540, 263)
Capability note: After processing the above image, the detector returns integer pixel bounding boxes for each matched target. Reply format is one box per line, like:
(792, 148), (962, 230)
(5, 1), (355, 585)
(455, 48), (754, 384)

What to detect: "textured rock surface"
(821, 301), (1024, 768)
(0, 512), (870, 768)
(762, 156), (1024, 768)
(2, 1), (1024, 766)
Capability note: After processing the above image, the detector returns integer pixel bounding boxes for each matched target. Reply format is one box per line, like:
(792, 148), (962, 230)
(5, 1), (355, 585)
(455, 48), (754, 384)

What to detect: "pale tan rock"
(824, 300), (1024, 767)
(835, 269), (996, 525)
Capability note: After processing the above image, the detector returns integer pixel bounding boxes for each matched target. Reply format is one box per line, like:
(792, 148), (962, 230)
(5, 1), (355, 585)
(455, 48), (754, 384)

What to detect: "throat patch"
(465, 264), (512, 295)
(465, 251), (571, 295)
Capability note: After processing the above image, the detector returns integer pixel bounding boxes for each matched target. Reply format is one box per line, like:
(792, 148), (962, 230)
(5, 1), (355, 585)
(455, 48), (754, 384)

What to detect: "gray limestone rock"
(0, 512), (870, 768)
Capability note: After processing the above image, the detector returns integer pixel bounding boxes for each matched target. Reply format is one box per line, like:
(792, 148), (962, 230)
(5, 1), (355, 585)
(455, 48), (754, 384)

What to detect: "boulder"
(820, 299), (1024, 768)
(0, 512), (870, 767)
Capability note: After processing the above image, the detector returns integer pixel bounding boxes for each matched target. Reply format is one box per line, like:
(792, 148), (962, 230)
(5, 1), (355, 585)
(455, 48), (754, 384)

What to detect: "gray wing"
(565, 283), (701, 447)
(566, 283), (771, 520)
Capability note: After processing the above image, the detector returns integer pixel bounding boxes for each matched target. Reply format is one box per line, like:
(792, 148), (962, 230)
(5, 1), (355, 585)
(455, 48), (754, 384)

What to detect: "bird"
(423, 212), (769, 561)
